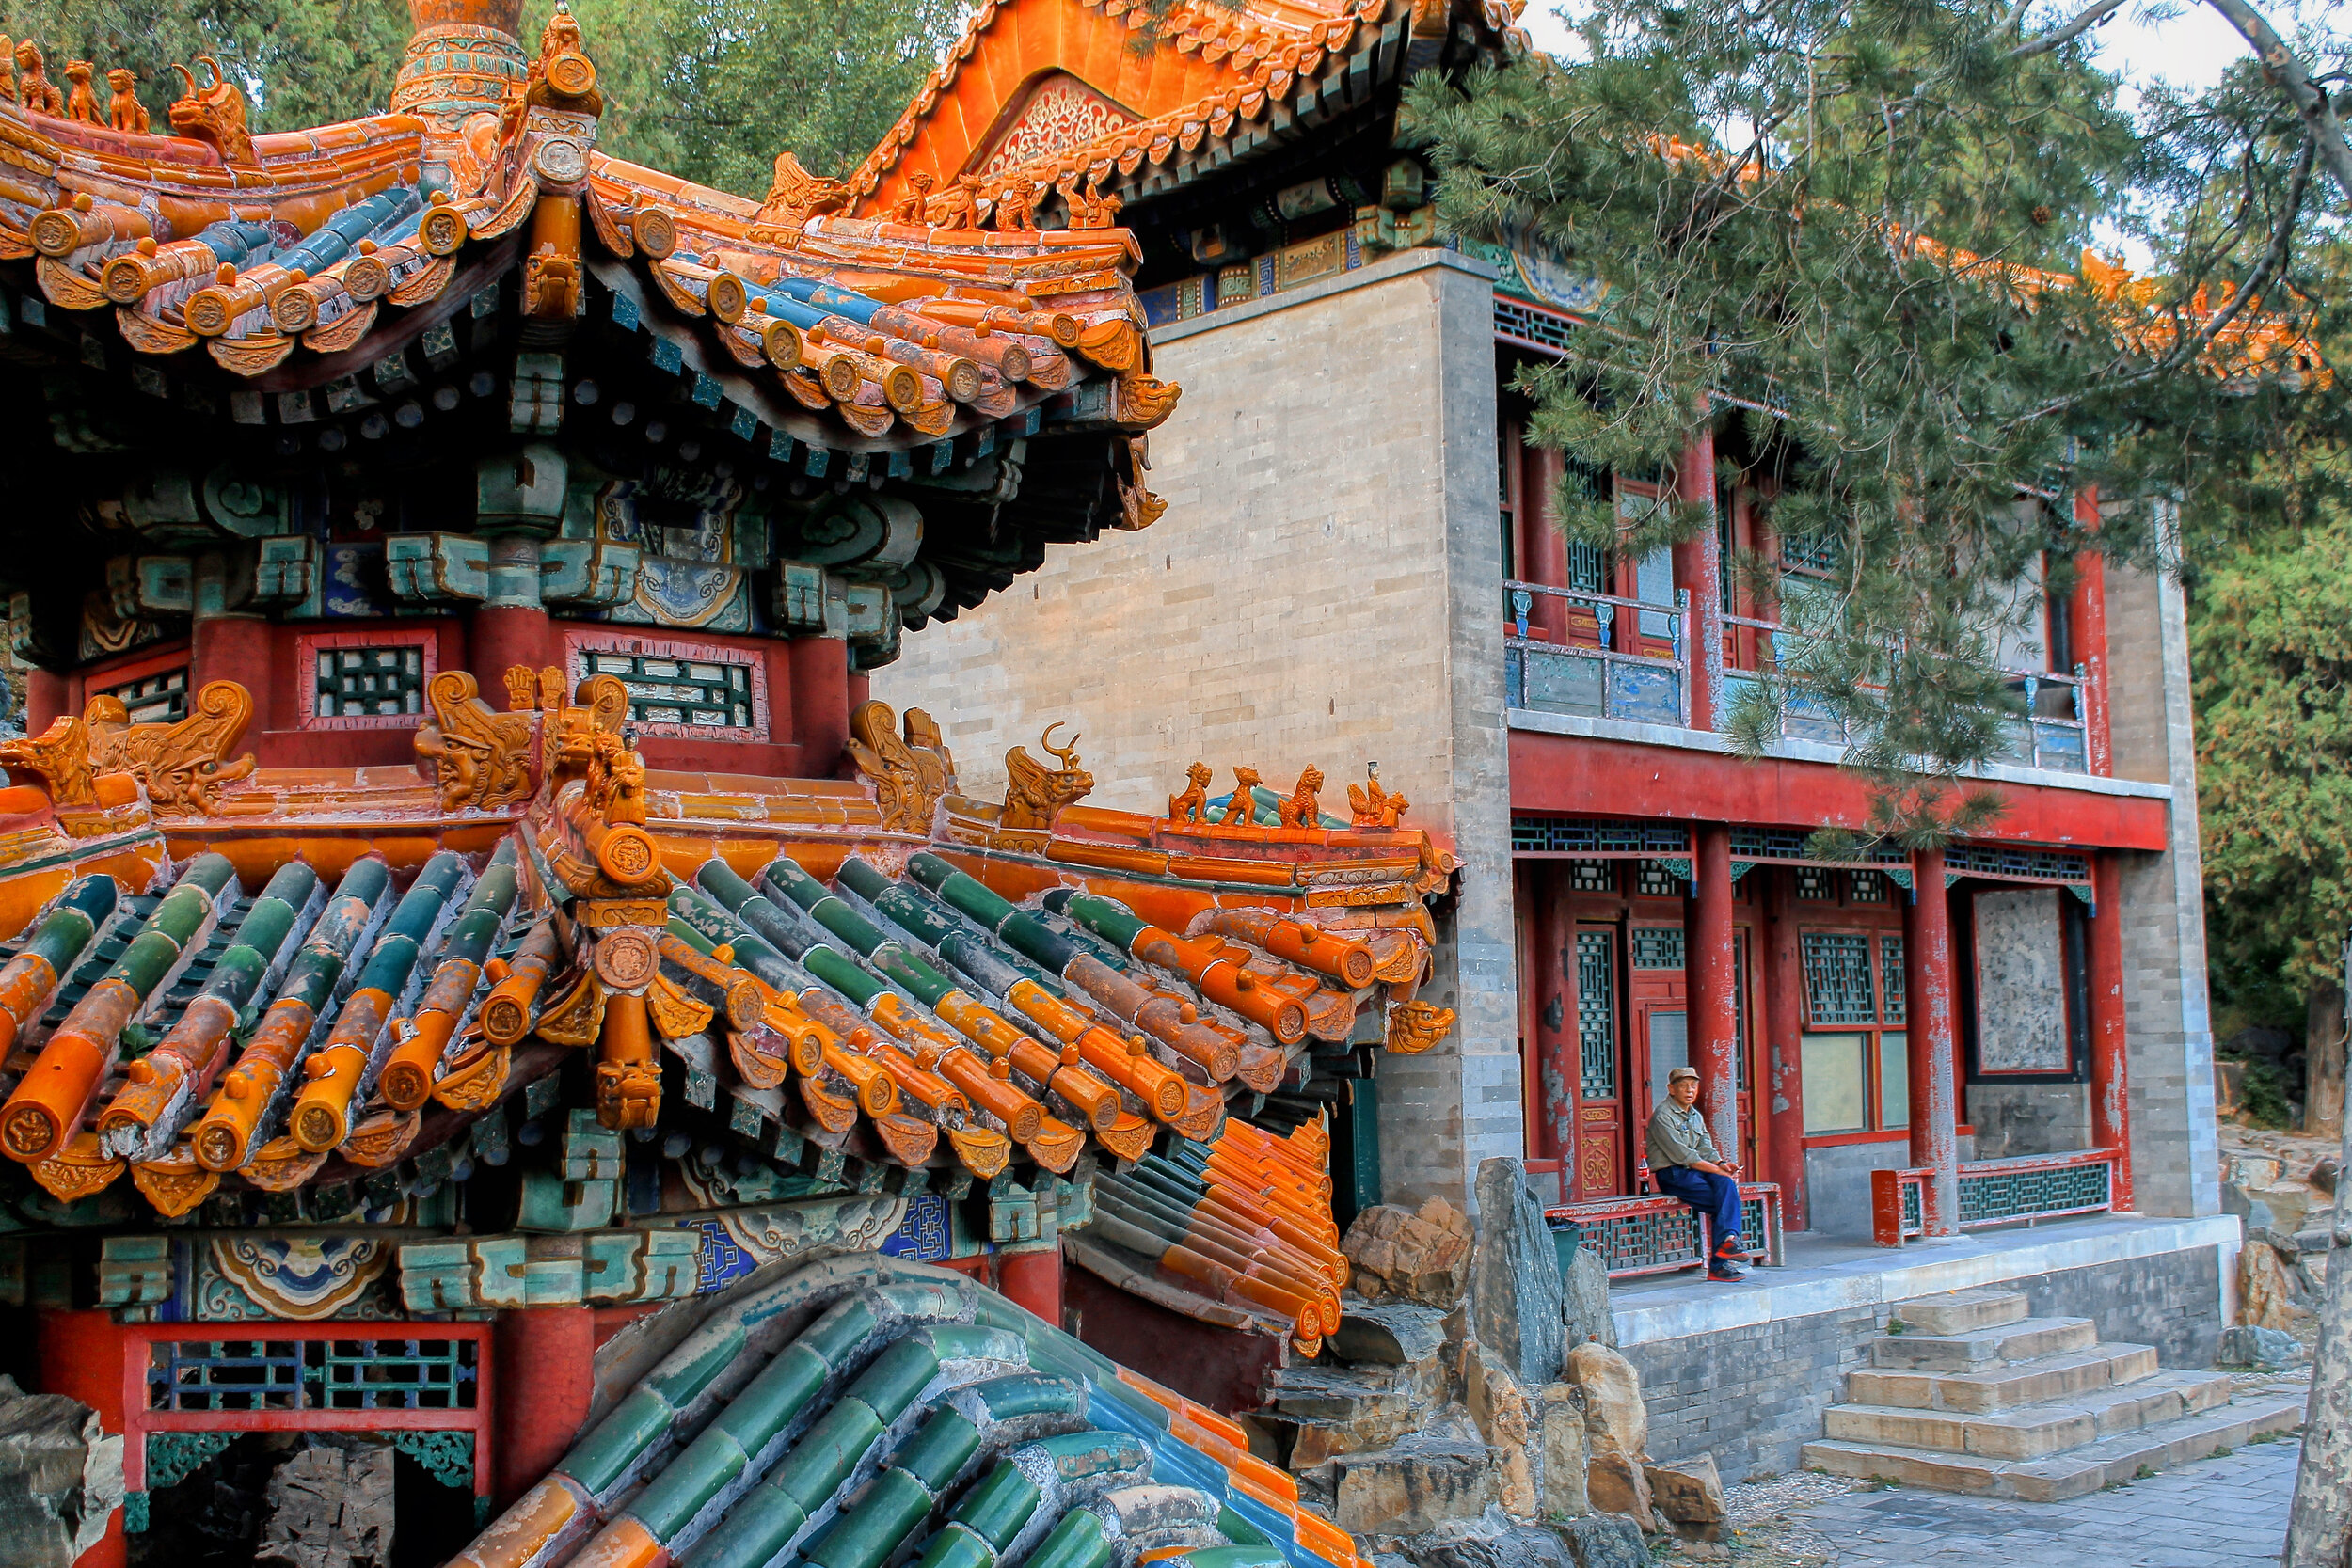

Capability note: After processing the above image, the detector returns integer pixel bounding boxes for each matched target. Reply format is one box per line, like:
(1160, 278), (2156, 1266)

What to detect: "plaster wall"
(875, 249), (1522, 1208)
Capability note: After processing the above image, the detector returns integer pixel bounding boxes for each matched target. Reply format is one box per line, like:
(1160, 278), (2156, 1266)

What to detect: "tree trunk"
(2284, 951), (2352, 1567)
(2310, 983), (2346, 1142)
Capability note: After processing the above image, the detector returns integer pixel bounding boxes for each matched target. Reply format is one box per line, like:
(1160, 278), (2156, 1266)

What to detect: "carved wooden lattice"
(1576, 930), (1616, 1101)
(1801, 932), (1876, 1025)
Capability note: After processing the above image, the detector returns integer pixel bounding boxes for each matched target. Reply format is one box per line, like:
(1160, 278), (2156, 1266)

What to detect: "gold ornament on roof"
(1002, 722), (1093, 831)
(1168, 761), (1213, 825)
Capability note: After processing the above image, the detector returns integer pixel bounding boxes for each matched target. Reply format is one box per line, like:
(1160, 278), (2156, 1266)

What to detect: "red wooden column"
(470, 604), (552, 691)
(789, 636), (852, 779)
(998, 1246), (1063, 1329)
(1524, 444), (1571, 642)
(1904, 851), (1962, 1235)
(1761, 868), (1808, 1227)
(190, 613), (275, 711)
(2087, 851), (2134, 1208)
(1690, 825), (1740, 1162)
(492, 1305), (596, 1508)
(1672, 428), (1722, 730)
(2070, 485), (2113, 774)
(40, 1310), (129, 1568)
(26, 668), (68, 734)
(1529, 863), (1577, 1165)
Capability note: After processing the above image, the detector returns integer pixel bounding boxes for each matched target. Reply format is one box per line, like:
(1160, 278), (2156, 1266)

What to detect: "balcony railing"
(1504, 580), (1690, 728)
(1870, 1148), (2121, 1246)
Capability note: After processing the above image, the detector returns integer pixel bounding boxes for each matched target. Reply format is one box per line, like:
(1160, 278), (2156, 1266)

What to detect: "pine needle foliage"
(1402, 0), (2341, 843)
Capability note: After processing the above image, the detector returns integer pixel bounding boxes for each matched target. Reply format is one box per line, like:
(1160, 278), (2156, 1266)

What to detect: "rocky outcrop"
(0, 1376), (123, 1568)
(1470, 1158), (1565, 1386)
(1344, 1198), (1476, 1307)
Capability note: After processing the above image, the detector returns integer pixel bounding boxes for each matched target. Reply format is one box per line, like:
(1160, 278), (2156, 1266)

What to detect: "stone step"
(1870, 1316), (2097, 1371)
(1820, 1370), (2238, 1460)
(1891, 1287), (2030, 1336)
(1848, 1343), (2159, 1413)
(1802, 1393), (2306, 1502)
(1267, 1361), (1434, 1422)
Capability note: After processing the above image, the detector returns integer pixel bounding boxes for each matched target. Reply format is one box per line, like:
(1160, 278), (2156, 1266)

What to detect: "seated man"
(1645, 1066), (1747, 1281)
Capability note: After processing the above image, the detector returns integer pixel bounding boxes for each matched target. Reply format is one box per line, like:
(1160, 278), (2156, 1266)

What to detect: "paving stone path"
(1661, 1429), (2306, 1568)
(1800, 1435), (2300, 1567)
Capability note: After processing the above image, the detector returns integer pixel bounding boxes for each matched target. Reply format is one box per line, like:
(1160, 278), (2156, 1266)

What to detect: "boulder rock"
(1470, 1158), (1566, 1386)
(2240, 1239), (2312, 1331)
(1553, 1513), (1653, 1568)
(256, 1441), (395, 1568)
(1560, 1243), (1617, 1353)
(1461, 1344), (1535, 1520)
(1645, 1452), (1727, 1528)
(1537, 1385), (1590, 1520)
(1330, 1301), (1450, 1366)
(2312, 1155), (2341, 1196)
(2249, 1182), (2315, 1234)
(1565, 1342), (1647, 1466)
(0, 1376), (121, 1568)
(1397, 1505), (1566, 1568)
(1335, 1438), (1499, 1537)
(1345, 1199), (1476, 1308)
(1582, 1453), (1655, 1524)
(2218, 1323), (2307, 1371)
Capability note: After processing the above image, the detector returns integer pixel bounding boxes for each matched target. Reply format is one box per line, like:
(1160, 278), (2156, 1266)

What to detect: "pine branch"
(2201, 0), (2352, 205)
(2005, 0), (2128, 63)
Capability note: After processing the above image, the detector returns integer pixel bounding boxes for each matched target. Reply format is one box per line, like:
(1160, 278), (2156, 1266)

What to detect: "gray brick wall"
(1621, 1243), (2225, 1481)
(873, 249), (1520, 1210)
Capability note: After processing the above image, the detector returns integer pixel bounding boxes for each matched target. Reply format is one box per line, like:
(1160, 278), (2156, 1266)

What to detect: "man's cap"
(1667, 1066), (1700, 1085)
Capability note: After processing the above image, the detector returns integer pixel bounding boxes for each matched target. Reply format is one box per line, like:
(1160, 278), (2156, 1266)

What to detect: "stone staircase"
(1802, 1286), (2305, 1501)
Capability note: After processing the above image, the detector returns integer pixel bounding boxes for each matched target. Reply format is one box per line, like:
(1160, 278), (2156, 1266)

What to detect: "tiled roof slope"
(850, 0), (1529, 218)
(453, 1254), (1368, 1568)
(3, 1), (1175, 455)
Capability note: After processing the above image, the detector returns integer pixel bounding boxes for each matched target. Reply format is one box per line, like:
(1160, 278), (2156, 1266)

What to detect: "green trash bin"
(1548, 1218), (1583, 1278)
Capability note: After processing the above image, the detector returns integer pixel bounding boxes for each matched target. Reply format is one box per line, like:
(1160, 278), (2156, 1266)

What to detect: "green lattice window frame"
(1630, 926), (1685, 970)
(1576, 928), (1617, 1101)
(99, 667), (190, 726)
(568, 633), (770, 736)
(1801, 932), (1876, 1026)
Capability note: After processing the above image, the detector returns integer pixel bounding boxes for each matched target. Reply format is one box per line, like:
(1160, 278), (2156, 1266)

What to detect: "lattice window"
(1734, 935), (1750, 1090)
(1576, 930), (1616, 1100)
(1494, 297), (1578, 355)
(1881, 935), (1906, 1024)
(314, 647), (425, 719)
(1781, 531), (1840, 573)
(1850, 871), (1888, 903)
(586, 651), (755, 730)
(1957, 1160), (2110, 1226)
(1802, 933), (1877, 1025)
(1635, 862), (1682, 898)
(1566, 541), (1607, 594)
(149, 1338), (479, 1413)
(1942, 845), (2091, 885)
(1729, 827), (1909, 869)
(1631, 926), (1685, 970)
(1569, 861), (1614, 894)
(1794, 866), (1836, 902)
(101, 668), (188, 726)
(1512, 817), (1690, 856)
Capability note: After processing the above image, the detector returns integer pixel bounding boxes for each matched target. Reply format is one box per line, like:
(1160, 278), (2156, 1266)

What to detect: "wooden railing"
(1504, 580), (1690, 728)
(1547, 1182), (1786, 1279)
(1871, 1148), (2122, 1246)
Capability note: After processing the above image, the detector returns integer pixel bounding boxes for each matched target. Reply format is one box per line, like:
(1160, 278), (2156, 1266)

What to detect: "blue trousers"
(1653, 1165), (1742, 1254)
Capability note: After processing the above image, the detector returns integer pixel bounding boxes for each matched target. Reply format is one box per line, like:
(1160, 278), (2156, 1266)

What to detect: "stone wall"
(1620, 1243), (2225, 1481)
(2102, 501), (2222, 1219)
(874, 249), (1522, 1210)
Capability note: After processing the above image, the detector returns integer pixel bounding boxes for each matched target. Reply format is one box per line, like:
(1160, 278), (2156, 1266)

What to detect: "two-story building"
(870, 0), (2222, 1251)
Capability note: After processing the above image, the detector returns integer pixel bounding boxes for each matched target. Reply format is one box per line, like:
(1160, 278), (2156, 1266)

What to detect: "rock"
(1560, 1243), (1616, 1352)
(2221, 1181), (2277, 1236)
(2240, 1238), (2313, 1331)
(1275, 1357), (1447, 1468)
(2218, 1324), (2308, 1370)
(2312, 1156), (2341, 1196)
(1537, 1385), (1590, 1520)
(2224, 1150), (2283, 1188)
(1553, 1513), (1651, 1568)
(1645, 1453), (1726, 1525)
(1344, 1198), (1476, 1308)
(1335, 1438), (1499, 1537)
(2249, 1182), (2315, 1234)
(1461, 1344), (1535, 1520)
(256, 1442), (395, 1568)
(1330, 1300), (1450, 1365)
(1470, 1158), (1566, 1386)
(1397, 1505), (1566, 1568)
(0, 1376), (121, 1568)
(1582, 1452), (1655, 1523)
(1565, 1342), (1647, 1467)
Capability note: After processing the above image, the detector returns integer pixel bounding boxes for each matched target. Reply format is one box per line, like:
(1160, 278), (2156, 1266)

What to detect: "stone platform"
(1598, 1213), (2246, 1483)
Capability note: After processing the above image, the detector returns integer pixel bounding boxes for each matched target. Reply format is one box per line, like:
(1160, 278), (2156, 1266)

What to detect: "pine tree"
(1403, 0), (2344, 842)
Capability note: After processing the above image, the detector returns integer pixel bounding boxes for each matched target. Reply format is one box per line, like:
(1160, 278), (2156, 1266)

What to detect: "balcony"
(1504, 581), (2095, 778)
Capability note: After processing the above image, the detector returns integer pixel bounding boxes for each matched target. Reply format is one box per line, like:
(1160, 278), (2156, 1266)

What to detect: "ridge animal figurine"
(15, 41), (62, 115)
(63, 59), (98, 123)
(1001, 723), (1093, 831)
(1219, 766), (1262, 825)
(1347, 763), (1409, 829)
(1168, 762), (1212, 825)
(105, 68), (147, 133)
(1278, 766), (1325, 829)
